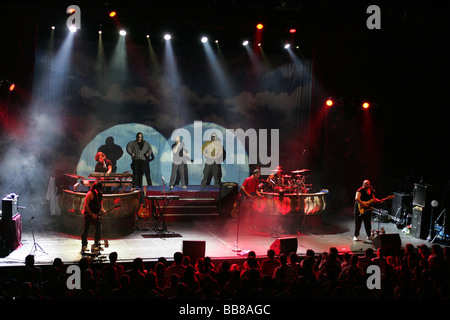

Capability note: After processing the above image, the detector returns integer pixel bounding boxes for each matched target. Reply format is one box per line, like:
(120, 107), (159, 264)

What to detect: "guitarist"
(353, 180), (379, 242)
(81, 181), (104, 253)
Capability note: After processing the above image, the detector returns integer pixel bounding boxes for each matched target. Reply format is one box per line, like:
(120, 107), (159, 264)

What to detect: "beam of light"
(202, 38), (235, 100)
(164, 34), (171, 40)
(201, 36), (208, 43)
(147, 35), (159, 68)
(119, 29), (127, 36)
(162, 35), (188, 126)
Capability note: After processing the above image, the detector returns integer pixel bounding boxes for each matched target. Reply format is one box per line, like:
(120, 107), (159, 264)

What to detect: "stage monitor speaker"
(411, 206), (430, 239)
(373, 234), (401, 256)
(182, 240), (205, 260)
(270, 237), (298, 256)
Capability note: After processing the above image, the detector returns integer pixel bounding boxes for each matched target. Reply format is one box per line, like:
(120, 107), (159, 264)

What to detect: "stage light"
(256, 23), (264, 30)
(258, 43), (262, 47)
(109, 11), (117, 18)
(164, 34), (171, 40)
(51, 26), (55, 30)
(215, 40), (219, 44)
(289, 28), (297, 33)
(242, 40), (249, 46)
(0, 79), (15, 92)
(119, 30), (126, 36)
(69, 25), (77, 33)
(201, 36), (208, 43)
(98, 30), (102, 34)
(325, 99), (334, 107)
(362, 102), (370, 109)
(284, 43), (290, 49)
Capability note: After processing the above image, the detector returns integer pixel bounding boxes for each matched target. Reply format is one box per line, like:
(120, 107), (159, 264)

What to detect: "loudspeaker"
(219, 182), (239, 216)
(2, 194), (19, 221)
(373, 234), (401, 254)
(411, 206), (430, 239)
(270, 237), (298, 256)
(182, 240), (205, 260)
(391, 192), (412, 222)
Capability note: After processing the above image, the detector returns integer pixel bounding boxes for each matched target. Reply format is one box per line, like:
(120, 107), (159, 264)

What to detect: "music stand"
(29, 216), (47, 255)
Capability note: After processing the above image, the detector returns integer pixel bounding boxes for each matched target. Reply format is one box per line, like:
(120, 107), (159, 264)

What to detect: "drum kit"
(260, 167), (311, 194)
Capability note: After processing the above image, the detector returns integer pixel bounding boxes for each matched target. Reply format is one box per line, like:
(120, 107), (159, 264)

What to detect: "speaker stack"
(411, 183), (436, 239)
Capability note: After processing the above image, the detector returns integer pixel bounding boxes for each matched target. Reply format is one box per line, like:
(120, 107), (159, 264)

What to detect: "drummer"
(266, 166), (284, 186)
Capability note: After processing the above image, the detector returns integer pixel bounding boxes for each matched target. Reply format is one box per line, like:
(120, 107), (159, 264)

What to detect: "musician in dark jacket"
(81, 181), (104, 252)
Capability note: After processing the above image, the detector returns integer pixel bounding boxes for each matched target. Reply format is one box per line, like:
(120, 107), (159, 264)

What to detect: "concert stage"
(0, 196), (435, 268)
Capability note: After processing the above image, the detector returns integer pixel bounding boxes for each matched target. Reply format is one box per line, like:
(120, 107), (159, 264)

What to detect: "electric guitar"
(358, 195), (395, 215)
(88, 204), (121, 222)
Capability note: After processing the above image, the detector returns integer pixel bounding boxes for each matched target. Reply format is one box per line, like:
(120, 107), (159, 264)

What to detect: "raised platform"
(144, 185), (233, 217)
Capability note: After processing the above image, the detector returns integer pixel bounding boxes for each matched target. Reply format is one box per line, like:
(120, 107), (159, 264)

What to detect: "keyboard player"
(95, 152), (112, 174)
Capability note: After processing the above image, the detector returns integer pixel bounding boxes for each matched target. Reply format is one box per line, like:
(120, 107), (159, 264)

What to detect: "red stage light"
(325, 99), (334, 107)
(289, 28), (297, 33)
(256, 23), (264, 30)
(362, 102), (370, 109)
(109, 11), (117, 18)
(9, 83), (15, 91)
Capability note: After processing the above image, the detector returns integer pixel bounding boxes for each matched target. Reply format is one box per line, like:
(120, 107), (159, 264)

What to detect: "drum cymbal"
(291, 169), (310, 174)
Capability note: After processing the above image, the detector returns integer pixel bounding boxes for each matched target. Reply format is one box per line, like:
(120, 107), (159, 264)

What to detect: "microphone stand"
(29, 217), (47, 255)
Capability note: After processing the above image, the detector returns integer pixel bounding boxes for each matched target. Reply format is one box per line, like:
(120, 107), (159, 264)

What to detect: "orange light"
(326, 99), (334, 107)
(289, 28), (297, 33)
(68, 8), (76, 14)
(256, 23), (264, 30)
(362, 102), (370, 109)
(109, 11), (117, 17)
(9, 83), (15, 91)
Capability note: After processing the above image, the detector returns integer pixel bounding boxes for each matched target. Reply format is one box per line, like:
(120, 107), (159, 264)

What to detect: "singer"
(94, 152), (112, 174)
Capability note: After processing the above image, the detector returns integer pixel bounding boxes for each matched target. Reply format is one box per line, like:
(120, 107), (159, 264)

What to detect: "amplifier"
(2, 194), (19, 221)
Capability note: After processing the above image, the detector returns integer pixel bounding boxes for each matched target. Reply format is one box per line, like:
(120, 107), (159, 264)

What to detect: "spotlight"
(284, 43), (290, 49)
(98, 30), (102, 34)
(69, 25), (77, 33)
(146, 34), (150, 38)
(325, 99), (334, 107)
(51, 26), (55, 30)
(256, 23), (264, 30)
(362, 102), (370, 109)
(164, 34), (171, 40)
(0, 79), (15, 92)
(201, 36), (208, 43)
(119, 30), (126, 36)
(242, 40), (249, 46)
(289, 28), (297, 33)
(215, 40), (219, 44)
(109, 11), (117, 18)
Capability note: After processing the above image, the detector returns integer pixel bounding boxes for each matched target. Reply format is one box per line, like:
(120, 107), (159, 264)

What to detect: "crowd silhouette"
(0, 243), (449, 300)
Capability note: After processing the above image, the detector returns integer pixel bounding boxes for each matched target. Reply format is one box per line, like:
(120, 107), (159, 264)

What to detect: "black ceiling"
(2, 1), (448, 51)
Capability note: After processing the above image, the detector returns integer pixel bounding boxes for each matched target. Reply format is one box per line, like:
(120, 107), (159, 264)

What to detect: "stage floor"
(0, 201), (437, 268)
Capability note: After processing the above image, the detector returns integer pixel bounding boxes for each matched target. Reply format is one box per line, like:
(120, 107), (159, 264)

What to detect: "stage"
(0, 197), (435, 268)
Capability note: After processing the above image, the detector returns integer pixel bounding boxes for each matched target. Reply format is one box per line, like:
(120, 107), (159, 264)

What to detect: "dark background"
(1, 1), (449, 211)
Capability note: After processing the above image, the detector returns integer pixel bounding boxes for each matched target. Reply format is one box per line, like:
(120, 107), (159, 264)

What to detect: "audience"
(1, 243), (449, 300)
